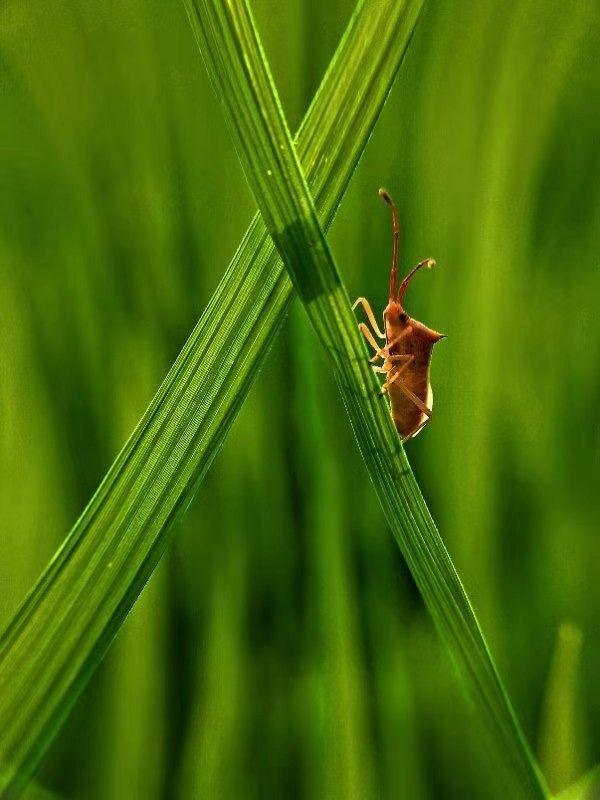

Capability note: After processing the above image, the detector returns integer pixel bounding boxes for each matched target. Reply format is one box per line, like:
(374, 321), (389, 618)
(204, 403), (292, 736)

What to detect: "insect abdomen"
(389, 369), (431, 439)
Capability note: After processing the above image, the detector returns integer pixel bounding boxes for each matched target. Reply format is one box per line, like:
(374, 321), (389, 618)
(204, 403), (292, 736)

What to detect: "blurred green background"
(1, 0), (598, 798)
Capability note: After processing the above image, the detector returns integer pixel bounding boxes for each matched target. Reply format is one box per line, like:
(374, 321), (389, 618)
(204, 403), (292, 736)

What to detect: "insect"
(352, 188), (444, 441)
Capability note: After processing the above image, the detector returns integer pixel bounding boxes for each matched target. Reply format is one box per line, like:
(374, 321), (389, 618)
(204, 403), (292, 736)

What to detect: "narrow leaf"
(185, 0), (549, 797)
(0, 1), (424, 795)
(539, 623), (584, 793)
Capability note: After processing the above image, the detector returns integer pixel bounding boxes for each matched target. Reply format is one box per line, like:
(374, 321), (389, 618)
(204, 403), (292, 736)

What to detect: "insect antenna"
(397, 258), (436, 304)
(378, 188), (400, 303)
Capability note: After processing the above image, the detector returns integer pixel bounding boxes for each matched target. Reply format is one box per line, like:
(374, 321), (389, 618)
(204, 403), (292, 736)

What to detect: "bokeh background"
(1, 0), (598, 797)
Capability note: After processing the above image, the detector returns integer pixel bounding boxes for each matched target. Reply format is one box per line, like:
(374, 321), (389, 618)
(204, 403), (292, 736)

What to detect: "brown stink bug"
(352, 188), (444, 442)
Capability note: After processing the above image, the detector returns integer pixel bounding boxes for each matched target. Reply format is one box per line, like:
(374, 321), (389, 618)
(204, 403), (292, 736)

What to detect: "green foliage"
(554, 766), (600, 800)
(539, 624), (584, 793)
(0, 0), (423, 795)
(184, 0), (548, 796)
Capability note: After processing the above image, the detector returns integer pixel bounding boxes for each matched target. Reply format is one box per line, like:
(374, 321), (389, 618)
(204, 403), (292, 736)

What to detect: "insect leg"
(379, 353), (432, 417)
(352, 297), (385, 338)
(381, 356), (413, 394)
(401, 415), (431, 442)
(377, 326), (413, 360)
(358, 323), (406, 363)
(393, 381), (432, 418)
(358, 322), (413, 364)
(358, 323), (386, 359)
(382, 363), (434, 436)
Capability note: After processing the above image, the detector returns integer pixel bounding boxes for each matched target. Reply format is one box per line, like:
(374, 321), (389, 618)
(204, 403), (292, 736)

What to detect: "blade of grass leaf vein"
(184, 0), (549, 797)
(0, 0), (423, 795)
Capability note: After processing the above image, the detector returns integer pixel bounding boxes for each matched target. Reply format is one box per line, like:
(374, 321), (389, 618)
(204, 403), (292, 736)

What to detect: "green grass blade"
(184, 0), (549, 796)
(553, 767), (600, 800)
(539, 624), (585, 794)
(0, 1), (423, 795)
